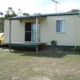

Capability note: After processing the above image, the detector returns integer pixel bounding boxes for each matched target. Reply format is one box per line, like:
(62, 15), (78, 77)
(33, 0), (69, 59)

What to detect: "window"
(56, 20), (66, 32)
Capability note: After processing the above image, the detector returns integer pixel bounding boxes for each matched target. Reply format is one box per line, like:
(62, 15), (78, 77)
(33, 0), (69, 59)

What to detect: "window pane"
(32, 23), (40, 42)
(25, 32), (31, 41)
(25, 23), (31, 31)
(61, 20), (66, 32)
(37, 24), (40, 42)
(32, 24), (36, 42)
(56, 20), (60, 32)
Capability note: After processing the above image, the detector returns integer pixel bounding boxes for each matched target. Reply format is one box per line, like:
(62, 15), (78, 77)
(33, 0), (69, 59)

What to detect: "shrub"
(76, 46), (80, 53)
(50, 40), (57, 46)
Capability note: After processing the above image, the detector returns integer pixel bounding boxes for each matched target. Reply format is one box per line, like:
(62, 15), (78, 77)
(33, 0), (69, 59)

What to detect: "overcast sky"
(0, 0), (80, 15)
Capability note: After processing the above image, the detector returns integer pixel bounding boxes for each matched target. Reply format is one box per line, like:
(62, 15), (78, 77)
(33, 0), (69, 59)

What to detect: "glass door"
(25, 23), (31, 41)
(32, 23), (40, 42)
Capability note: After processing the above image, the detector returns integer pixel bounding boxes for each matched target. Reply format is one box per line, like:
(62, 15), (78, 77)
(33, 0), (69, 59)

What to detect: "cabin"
(4, 12), (80, 52)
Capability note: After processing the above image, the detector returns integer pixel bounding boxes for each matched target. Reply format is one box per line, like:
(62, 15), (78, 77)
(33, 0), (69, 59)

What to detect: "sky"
(0, 0), (80, 15)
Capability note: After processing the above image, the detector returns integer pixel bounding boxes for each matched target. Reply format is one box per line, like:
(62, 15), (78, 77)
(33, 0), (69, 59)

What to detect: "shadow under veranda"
(11, 50), (70, 58)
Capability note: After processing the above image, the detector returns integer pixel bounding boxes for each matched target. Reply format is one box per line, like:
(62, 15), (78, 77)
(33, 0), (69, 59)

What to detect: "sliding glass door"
(32, 24), (36, 42)
(32, 23), (40, 42)
(25, 23), (40, 42)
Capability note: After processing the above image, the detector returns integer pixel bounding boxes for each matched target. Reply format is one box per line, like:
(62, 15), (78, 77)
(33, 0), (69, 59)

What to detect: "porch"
(8, 42), (46, 52)
(8, 15), (46, 52)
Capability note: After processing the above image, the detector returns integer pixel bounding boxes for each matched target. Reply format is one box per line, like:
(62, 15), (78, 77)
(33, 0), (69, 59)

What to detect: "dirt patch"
(28, 76), (50, 80)
(11, 76), (21, 80)
(0, 48), (9, 52)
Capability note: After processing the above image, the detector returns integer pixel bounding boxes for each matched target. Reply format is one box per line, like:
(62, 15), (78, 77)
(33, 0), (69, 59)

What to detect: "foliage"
(23, 13), (29, 15)
(71, 9), (80, 12)
(0, 7), (17, 32)
(17, 9), (23, 16)
(0, 12), (3, 15)
(0, 18), (4, 32)
(69, 9), (80, 12)
(0, 7), (30, 32)
(76, 46), (80, 53)
(4, 7), (17, 19)
(4, 13), (17, 19)
(8, 7), (13, 10)
(50, 40), (57, 46)
(0, 11), (4, 33)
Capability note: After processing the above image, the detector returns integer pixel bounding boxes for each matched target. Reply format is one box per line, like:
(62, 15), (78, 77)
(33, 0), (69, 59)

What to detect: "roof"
(8, 12), (79, 20)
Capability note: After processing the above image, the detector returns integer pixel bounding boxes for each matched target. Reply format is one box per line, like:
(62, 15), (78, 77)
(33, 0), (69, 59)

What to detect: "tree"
(5, 13), (17, 19)
(0, 12), (4, 32)
(0, 12), (3, 15)
(0, 7), (17, 33)
(17, 9), (23, 16)
(69, 9), (80, 12)
(23, 13), (29, 15)
(0, 17), (4, 32)
(0, 7), (30, 32)
(4, 7), (17, 19)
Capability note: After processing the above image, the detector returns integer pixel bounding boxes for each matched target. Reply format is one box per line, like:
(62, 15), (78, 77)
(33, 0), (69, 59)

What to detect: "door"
(32, 23), (40, 42)
(25, 23), (31, 41)
(25, 23), (40, 42)
(32, 24), (36, 42)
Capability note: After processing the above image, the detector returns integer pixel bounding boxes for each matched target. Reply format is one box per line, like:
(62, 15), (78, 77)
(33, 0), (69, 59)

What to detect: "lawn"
(0, 51), (80, 80)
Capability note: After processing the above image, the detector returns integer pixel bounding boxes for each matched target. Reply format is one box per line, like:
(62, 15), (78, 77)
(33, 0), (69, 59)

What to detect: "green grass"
(0, 52), (80, 80)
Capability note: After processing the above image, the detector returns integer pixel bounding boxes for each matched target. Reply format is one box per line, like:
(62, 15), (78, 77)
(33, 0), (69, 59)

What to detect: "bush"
(50, 40), (57, 46)
(76, 46), (80, 53)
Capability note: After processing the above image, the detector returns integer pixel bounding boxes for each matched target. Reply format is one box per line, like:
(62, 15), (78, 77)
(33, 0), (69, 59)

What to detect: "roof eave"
(8, 12), (79, 20)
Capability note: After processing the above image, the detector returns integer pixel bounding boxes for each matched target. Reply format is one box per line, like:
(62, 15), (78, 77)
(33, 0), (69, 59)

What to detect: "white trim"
(9, 20), (11, 43)
(74, 15), (77, 48)
(56, 20), (66, 33)
(36, 17), (38, 43)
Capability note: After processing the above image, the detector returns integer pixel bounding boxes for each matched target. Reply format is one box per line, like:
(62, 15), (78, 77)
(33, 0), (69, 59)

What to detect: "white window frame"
(56, 20), (66, 33)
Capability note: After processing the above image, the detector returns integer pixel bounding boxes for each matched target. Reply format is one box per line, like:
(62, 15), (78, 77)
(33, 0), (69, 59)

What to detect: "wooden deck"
(8, 43), (46, 47)
(7, 43), (46, 52)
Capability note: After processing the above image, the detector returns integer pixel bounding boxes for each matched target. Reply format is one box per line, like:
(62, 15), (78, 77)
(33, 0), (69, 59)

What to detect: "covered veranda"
(8, 15), (46, 52)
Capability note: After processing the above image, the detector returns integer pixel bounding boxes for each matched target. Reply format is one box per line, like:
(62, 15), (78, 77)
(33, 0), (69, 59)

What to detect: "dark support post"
(9, 20), (11, 52)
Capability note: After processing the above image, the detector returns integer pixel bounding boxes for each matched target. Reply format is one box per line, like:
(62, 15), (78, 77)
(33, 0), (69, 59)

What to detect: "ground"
(0, 51), (80, 80)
